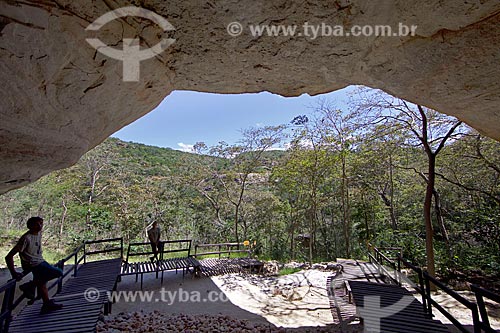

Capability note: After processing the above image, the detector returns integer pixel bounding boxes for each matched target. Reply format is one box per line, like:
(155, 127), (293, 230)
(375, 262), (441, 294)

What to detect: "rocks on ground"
(263, 260), (342, 276)
(96, 311), (343, 333)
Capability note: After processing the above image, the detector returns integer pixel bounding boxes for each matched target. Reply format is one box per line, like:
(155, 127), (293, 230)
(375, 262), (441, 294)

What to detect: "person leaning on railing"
(5, 216), (63, 314)
(147, 221), (161, 262)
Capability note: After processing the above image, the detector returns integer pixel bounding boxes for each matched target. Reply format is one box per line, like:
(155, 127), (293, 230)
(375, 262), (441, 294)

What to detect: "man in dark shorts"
(5, 216), (63, 314)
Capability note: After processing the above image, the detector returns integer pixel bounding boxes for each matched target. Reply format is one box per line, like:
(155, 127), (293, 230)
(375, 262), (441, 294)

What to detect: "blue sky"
(112, 87), (353, 151)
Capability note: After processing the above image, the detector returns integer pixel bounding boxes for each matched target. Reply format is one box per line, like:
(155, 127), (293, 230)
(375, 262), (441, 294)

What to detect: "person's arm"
(5, 246), (23, 281)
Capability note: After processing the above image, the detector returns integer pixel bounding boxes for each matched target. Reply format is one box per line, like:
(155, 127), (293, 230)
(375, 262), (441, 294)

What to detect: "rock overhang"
(1, 1), (499, 194)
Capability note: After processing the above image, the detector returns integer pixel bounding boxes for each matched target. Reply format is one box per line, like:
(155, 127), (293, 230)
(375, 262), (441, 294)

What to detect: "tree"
(353, 88), (465, 278)
(312, 101), (358, 257)
(197, 126), (285, 244)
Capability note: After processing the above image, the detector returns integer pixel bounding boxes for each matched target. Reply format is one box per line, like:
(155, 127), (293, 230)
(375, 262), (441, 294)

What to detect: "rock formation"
(1, 1), (500, 193)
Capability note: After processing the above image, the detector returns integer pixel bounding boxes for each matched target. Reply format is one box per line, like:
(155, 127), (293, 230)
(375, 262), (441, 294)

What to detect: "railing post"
(83, 241), (87, 264)
(472, 284), (491, 330)
(1, 280), (15, 333)
(57, 260), (64, 293)
(423, 272), (433, 317)
(120, 238), (124, 260)
(396, 258), (401, 286)
(417, 268), (428, 316)
(74, 248), (78, 277)
(471, 305), (481, 333)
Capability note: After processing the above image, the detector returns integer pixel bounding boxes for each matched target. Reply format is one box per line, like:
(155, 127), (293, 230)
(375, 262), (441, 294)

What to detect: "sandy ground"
(108, 268), (500, 332)
(110, 269), (356, 332)
(211, 270), (334, 328)
(113, 271), (273, 325)
(431, 290), (500, 331)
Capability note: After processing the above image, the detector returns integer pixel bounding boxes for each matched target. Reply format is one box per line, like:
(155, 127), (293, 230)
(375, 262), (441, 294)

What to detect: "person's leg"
(154, 243), (159, 260)
(34, 281), (50, 303)
(150, 242), (157, 262)
(32, 261), (63, 313)
(158, 241), (164, 260)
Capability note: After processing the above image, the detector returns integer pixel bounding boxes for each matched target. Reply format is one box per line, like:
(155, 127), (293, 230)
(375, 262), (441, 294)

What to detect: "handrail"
(367, 243), (400, 284)
(397, 255), (428, 315)
(125, 239), (192, 263)
(471, 284), (500, 333)
(195, 242), (242, 247)
(194, 242), (251, 259)
(0, 280), (16, 333)
(85, 237), (123, 244)
(423, 272), (481, 333)
(129, 239), (192, 246)
(84, 238), (123, 257)
(368, 244), (488, 333)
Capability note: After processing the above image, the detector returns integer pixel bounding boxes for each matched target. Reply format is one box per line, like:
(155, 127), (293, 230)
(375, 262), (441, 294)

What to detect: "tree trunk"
(433, 189), (453, 261)
(234, 204), (240, 246)
(361, 191), (371, 239)
(379, 190), (398, 230)
(290, 205), (295, 260)
(389, 153), (398, 229)
(424, 154), (436, 283)
(308, 207), (314, 264)
(341, 155), (351, 257)
(59, 199), (68, 249)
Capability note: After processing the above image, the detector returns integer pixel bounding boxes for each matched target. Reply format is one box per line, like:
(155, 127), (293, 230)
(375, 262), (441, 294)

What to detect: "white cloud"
(176, 143), (195, 153)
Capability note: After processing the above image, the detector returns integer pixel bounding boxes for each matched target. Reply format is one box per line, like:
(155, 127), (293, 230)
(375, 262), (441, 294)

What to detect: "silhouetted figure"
(5, 216), (63, 314)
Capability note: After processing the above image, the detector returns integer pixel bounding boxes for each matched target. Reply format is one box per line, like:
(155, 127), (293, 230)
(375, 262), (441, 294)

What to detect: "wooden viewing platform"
(4, 239), (123, 333)
(120, 240), (264, 287)
(120, 239), (202, 289)
(348, 280), (449, 333)
(198, 257), (264, 276)
(327, 246), (500, 333)
(0, 238), (266, 333)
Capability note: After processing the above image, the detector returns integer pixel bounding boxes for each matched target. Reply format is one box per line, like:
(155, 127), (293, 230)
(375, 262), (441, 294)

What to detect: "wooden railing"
(367, 243), (499, 333)
(423, 271), (481, 333)
(471, 284), (500, 333)
(0, 237), (123, 333)
(125, 239), (192, 263)
(193, 242), (251, 259)
(83, 238), (123, 264)
(397, 255), (428, 315)
(0, 280), (16, 333)
(367, 243), (402, 284)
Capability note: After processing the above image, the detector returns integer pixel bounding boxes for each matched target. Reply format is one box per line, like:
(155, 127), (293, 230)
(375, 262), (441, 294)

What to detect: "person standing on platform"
(147, 221), (161, 262)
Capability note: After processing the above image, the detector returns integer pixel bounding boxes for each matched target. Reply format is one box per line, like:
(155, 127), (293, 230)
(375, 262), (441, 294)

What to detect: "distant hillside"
(106, 138), (215, 175)
(0, 137), (286, 250)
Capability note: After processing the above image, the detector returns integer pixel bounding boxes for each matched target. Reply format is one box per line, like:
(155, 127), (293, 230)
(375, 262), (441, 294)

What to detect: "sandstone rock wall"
(1, 1), (499, 193)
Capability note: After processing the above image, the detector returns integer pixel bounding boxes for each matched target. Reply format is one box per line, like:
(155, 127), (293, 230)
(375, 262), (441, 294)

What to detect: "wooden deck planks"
(8, 258), (122, 333)
(120, 257), (202, 289)
(348, 280), (450, 333)
(197, 258), (264, 277)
